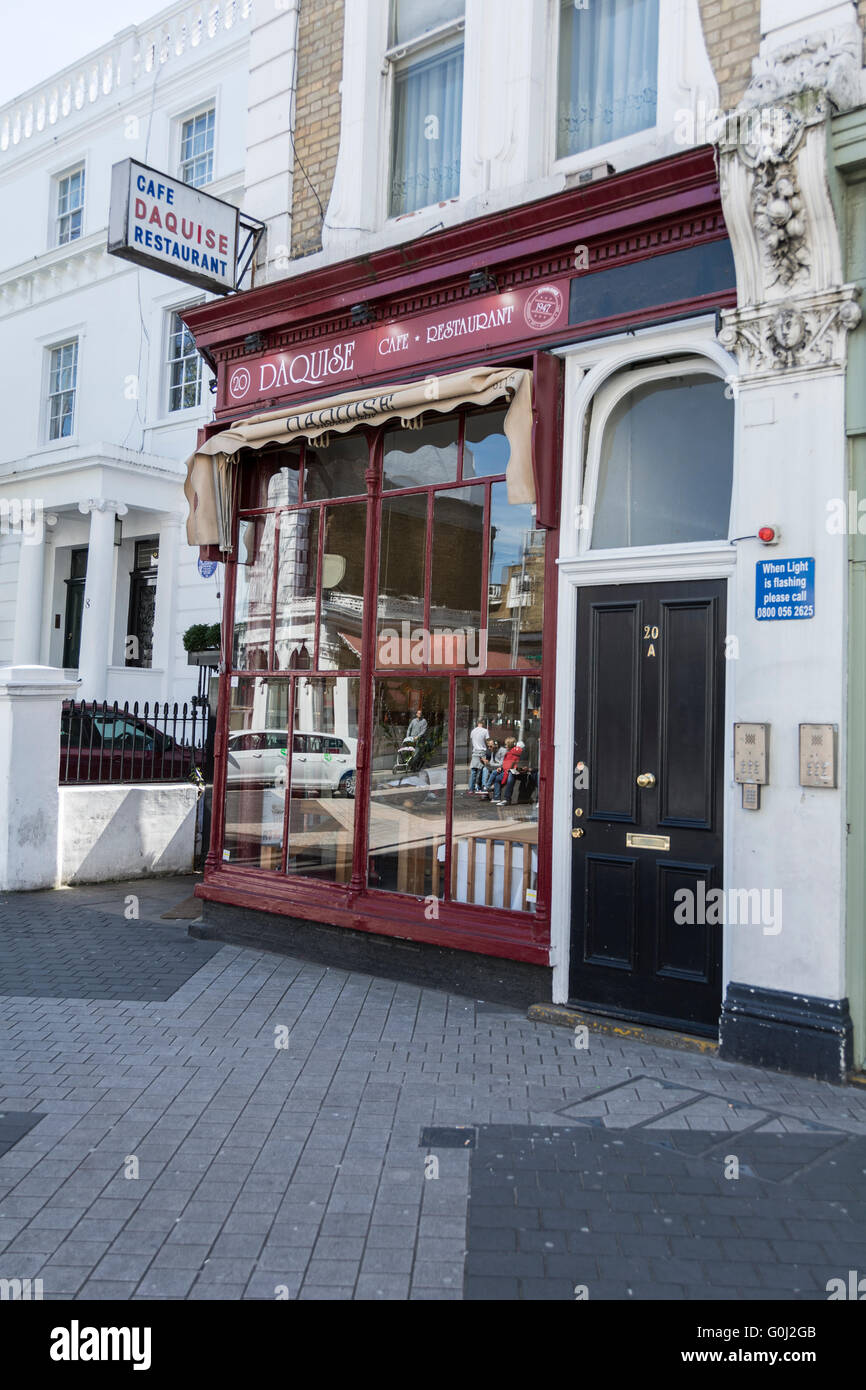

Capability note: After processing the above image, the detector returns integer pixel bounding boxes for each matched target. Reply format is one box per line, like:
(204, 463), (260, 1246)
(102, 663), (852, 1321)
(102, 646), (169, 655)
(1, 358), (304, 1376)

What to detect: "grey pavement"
(1, 874), (866, 1301)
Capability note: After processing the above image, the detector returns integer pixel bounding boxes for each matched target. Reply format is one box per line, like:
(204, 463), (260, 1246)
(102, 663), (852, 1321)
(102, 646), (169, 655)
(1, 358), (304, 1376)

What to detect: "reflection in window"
(223, 678), (289, 869)
(222, 407), (551, 917)
(430, 486), (484, 666)
(239, 451), (300, 510)
(304, 435), (368, 500)
(233, 516), (275, 670)
(557, 0), (659, 159)
(275, 511), (318, 670)
(451, 677), (540, 911)
(377, 492), (428, 661)
(382, 418), (459, 490)
(287, 676), (359, 883)
(368, 678), (449, 897)
(591, 374), (734, 549)
(488, 485), (544, 668)
(463, 409), (510, 478)
(319, 504), (366, 670)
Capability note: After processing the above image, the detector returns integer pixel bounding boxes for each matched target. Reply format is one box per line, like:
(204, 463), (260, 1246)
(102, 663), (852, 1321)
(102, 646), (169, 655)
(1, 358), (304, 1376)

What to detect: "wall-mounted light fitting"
(468, 269), (498, 294)
(351, 302), (375, 326)
(243, 332), (264, 354)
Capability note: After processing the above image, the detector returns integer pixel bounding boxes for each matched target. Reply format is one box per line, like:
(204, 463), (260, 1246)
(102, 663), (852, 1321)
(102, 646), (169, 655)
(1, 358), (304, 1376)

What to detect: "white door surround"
(549, 318), (739, 1005)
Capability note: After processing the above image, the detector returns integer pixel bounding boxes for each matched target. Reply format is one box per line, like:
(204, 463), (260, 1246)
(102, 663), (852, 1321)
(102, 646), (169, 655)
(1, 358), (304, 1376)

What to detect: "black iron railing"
(59, 699), (209, 786)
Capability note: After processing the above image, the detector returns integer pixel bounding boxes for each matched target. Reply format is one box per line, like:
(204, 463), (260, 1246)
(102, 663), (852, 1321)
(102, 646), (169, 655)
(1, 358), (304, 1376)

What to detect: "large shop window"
(557, 0), (659, 160)
(222, 407), (546, 917)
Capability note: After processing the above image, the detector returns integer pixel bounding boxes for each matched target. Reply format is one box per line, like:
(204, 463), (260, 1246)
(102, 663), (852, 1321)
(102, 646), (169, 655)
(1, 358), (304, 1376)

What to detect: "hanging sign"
(108, 158), (240, 295)
(218, 281), (569, 412)
(755, 557), (815, 620)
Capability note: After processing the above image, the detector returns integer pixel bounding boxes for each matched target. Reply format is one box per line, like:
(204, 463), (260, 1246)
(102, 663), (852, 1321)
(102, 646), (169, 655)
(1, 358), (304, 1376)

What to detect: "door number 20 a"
(643, 625), (659, 658)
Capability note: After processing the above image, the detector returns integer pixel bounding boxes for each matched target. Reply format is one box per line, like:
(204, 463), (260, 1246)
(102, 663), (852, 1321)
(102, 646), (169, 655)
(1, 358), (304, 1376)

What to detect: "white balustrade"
(0, 0), (253, 153)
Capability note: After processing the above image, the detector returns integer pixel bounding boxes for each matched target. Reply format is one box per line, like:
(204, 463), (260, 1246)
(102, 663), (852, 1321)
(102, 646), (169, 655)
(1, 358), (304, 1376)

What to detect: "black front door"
(63, 548), (88, 669)
(570, 580), (726, 1034)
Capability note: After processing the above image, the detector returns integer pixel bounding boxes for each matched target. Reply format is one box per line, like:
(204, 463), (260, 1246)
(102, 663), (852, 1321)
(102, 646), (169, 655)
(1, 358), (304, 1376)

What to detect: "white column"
(12, 534), (47, 666)
(0, 665), (78, 890)
(151, 513), (183, 702)
(39, 515), (60, 665)
(77, 499), (127, 700)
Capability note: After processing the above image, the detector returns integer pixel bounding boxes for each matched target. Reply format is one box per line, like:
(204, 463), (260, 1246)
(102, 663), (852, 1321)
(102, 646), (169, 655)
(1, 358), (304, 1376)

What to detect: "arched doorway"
(568, 361), (734, 1032)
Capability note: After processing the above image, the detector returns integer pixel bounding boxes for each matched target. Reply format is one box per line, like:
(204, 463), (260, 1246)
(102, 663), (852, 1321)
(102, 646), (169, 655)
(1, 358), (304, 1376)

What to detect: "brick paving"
(1, 876), (866, 1301)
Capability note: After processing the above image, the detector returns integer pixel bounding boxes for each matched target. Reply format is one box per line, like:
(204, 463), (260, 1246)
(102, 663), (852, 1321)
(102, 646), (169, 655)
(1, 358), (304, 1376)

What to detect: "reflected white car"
(274, 732), (357, 797)
(226, 729), (288, 786)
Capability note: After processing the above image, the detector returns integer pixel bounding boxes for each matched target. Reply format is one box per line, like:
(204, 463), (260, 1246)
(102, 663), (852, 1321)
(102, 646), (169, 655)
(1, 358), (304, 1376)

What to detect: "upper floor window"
(167, 311), (203, 412)
(557, 0), (660, 160)
(56, 166), (85, 245)
(47, 340), (78, 440)
(179, 106), (215, 187)
(388, 0), (464, 217)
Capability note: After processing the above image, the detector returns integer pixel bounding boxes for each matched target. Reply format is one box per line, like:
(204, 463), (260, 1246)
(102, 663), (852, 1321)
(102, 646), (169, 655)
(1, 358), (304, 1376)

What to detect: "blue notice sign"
(755, 556), (815, 620)
(197, 557), (218, 578)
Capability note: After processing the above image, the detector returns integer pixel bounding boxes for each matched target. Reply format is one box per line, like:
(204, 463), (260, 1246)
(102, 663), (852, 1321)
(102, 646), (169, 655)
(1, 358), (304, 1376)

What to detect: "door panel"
(659, 600), (715, 827)
(584, 855), (638, 970)
(589, 603), (640, 821)
(570, 580), (725, 1034)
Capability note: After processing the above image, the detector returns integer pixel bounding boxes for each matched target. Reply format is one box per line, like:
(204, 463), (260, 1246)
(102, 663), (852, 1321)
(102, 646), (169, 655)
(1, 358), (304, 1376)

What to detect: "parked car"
(274, 732), (357, 797)
(59, 703), (197, 783)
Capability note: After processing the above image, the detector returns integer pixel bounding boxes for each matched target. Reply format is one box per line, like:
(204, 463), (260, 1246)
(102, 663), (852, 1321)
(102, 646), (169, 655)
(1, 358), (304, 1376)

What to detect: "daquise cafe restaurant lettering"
(131, 173), (231, 279)
(108, 158), (239, 295)
(220, 282), (568, 410)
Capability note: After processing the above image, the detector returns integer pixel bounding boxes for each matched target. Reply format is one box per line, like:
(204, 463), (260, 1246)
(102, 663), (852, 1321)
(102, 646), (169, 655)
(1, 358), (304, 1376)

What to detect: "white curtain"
(557, 0), (659, 159)
(390, 44), (463, 216)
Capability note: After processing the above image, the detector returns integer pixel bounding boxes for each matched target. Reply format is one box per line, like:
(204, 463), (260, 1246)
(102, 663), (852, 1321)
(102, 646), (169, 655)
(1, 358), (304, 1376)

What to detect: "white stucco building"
(0, 0), (254, 705)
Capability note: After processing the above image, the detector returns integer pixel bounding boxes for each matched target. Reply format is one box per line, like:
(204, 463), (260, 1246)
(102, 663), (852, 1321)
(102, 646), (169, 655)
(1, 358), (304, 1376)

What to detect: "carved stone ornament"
(715, 25), (863, 374)
(740, 25), (861, 114)
(718, 289), (862, 380)
(719, 97), (824, 294)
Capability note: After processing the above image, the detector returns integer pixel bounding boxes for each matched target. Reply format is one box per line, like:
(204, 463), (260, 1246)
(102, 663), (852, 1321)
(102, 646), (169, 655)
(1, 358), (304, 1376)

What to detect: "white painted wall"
(724, 372), (849, 1002)
(0, 665), (78, 891)
(59, 783), (198, 883)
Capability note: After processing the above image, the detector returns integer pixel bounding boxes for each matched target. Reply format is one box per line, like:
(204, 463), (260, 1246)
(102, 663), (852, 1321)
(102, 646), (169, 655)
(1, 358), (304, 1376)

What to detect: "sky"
(0, 0), (161, 106)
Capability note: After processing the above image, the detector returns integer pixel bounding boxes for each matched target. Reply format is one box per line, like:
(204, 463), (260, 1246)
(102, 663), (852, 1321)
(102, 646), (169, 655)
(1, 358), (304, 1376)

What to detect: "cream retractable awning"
(184, 366), (533, 549)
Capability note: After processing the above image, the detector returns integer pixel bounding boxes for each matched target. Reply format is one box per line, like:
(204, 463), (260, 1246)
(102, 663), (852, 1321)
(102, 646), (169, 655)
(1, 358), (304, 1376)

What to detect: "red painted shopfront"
(182, 147), (736, 993)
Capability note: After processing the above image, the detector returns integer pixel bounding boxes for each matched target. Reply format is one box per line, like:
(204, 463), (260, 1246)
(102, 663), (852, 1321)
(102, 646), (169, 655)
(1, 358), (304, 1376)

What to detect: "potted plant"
(184, 622), (221, 667)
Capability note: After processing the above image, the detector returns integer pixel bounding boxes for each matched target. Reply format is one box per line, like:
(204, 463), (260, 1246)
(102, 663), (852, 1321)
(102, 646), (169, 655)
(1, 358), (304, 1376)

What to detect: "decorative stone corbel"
(715, 25), (863, 383)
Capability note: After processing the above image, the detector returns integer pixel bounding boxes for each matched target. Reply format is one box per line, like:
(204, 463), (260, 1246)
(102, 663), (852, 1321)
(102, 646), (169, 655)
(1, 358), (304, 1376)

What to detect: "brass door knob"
(572, 828), (584, 839)
(636, 773), (656, 788)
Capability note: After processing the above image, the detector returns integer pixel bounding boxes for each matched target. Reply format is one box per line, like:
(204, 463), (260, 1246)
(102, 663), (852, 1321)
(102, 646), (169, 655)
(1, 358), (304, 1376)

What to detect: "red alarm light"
(758, 525), (780, 545)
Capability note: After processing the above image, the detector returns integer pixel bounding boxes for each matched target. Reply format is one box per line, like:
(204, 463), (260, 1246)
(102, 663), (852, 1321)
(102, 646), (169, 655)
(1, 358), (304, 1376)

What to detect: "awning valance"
(184, 366), (533, 550)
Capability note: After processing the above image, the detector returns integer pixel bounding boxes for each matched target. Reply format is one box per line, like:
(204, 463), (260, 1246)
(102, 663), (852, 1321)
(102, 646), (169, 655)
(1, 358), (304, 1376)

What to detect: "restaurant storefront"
(182, 145), (739, 1017)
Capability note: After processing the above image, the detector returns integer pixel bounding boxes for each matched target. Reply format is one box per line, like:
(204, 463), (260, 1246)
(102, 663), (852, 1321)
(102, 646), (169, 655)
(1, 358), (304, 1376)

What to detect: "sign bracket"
(235, 214), (266, 293)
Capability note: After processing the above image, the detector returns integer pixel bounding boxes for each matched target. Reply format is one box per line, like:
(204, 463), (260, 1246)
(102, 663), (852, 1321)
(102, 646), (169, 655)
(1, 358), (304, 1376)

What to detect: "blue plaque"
(755, 557), (815, 621)
(197, 557), (218, 578)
